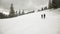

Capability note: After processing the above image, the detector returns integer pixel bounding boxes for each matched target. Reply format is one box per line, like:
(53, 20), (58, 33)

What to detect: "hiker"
(44, 14), (46, 19)
(41, 14), (43, 19)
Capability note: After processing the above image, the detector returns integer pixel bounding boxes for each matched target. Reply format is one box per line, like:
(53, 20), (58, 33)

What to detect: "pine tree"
(41, 8), (43, 11)
(48, 0), (57, 9)
(22, 10), (24, 15)
(19, 9), (21, 15)
(48, 0), (53, 9)
(16, 11), (17, 14)
(9, 3), (15, 17)
(52, 0), (57, 9)
(16, 11), (18, 16)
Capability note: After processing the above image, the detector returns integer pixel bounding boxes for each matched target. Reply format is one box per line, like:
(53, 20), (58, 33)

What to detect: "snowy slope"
(0, 9), (60, 34)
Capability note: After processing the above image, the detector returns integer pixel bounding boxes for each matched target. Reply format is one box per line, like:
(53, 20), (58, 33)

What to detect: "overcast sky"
(0, 0), (49, 10)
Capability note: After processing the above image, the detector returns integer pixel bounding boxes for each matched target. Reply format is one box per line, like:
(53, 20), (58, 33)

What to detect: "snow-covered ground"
(0, 9), (60, 34)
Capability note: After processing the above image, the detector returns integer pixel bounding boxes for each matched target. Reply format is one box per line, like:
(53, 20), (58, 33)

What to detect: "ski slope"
(0, 9), (60, 34)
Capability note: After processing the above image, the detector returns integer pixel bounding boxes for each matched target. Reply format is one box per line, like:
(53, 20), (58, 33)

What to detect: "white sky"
(0, 0), (49, 10)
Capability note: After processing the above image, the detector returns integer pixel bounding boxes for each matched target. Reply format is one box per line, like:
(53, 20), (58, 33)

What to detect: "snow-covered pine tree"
(9, 3), (15, 17)
(19, 9), (21, 15)
(22, 10), (24, 15)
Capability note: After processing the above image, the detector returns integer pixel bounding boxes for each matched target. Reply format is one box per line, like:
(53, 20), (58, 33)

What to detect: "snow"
(0, 9), (60, 34)
(0, 8), (9, 15)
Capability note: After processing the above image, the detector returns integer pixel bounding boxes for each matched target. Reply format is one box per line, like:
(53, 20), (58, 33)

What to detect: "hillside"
(0, 9), (60, 34)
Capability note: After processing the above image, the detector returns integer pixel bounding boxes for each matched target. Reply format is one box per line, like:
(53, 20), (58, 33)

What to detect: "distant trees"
(0, 13), (7, 19)
(38, 9), (41, 11)
(44, 7), (47, 10)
